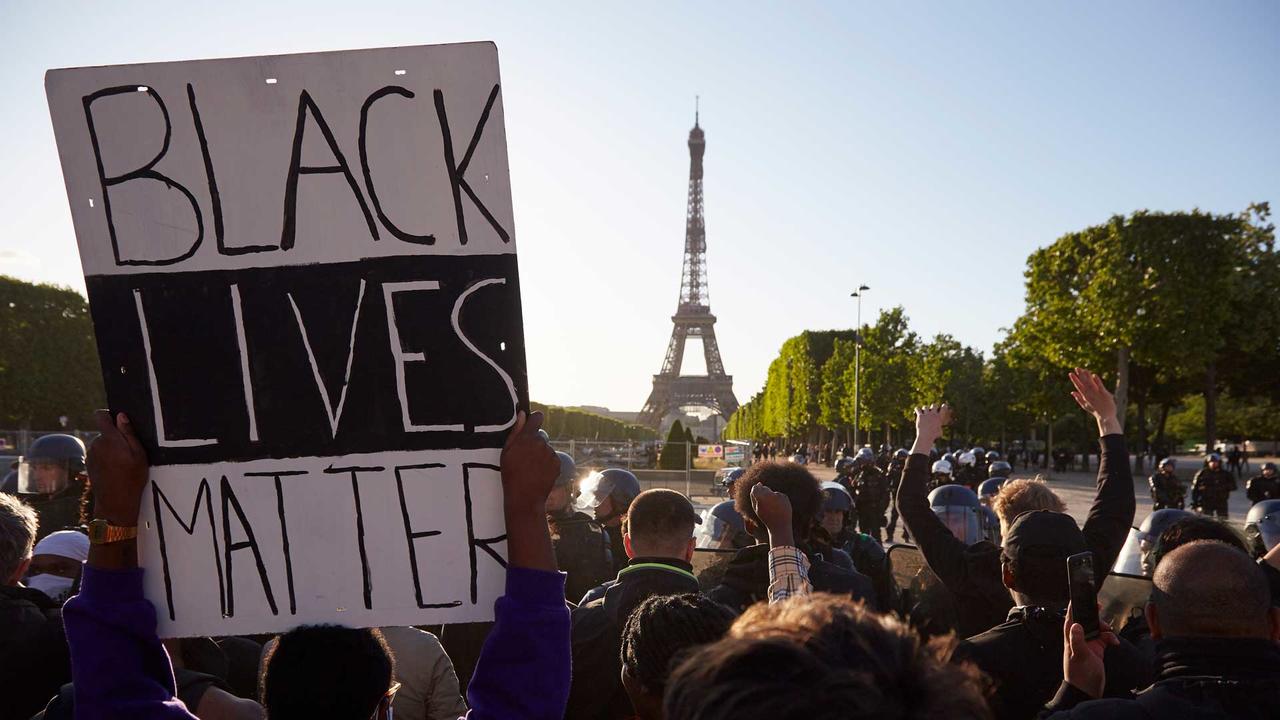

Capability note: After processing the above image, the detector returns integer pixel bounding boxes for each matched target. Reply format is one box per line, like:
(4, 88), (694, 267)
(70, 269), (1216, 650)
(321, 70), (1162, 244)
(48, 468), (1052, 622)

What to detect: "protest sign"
(45, 42), (523, 636)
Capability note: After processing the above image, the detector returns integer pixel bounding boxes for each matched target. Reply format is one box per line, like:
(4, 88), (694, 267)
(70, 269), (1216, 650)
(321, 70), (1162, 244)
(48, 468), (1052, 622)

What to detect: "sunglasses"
(371, 681), (401, 720)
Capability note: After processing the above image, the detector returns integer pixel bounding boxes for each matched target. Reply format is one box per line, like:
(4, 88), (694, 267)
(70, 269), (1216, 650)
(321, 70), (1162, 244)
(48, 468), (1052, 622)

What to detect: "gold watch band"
(88, 519), (138, 545)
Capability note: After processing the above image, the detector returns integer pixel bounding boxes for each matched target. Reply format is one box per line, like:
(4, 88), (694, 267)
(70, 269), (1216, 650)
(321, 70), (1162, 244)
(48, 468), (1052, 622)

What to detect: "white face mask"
(26, 574), (75, 603)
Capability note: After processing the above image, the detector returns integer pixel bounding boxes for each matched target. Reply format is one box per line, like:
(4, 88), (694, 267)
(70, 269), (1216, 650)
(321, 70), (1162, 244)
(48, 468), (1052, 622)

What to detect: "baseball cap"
(1004, 510), (1086, 558)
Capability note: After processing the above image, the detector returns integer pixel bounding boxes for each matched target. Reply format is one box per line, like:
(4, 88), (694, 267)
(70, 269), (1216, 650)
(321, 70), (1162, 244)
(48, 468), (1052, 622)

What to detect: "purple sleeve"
(465, 567), (571, 720)
(62, 566), (198, 720)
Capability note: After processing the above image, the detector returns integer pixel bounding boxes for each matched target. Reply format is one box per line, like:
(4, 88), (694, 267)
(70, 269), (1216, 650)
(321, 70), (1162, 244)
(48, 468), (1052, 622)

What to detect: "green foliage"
(529, 402), (657, 441)
(848, 307), (918, 433)
(0, 276), (105, 428)
(659, 420), (689, 469)
(1166, 394), (1280, 446)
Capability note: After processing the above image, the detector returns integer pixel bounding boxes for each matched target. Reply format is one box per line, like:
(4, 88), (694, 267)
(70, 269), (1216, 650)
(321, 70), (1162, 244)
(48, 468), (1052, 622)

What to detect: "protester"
(0, 492), (73, 720)
(23, 529), (89, 604)
(567, 489), (704, 720)
(897, 369), (1135, 638)
(952, 510), (1150, 720)
(663, 593), (992, 720)
(619, 593), (734, 720)
(61, 410), (571, 720)
(709, 461), (875, 612)
(1044, 541), (1280, 718)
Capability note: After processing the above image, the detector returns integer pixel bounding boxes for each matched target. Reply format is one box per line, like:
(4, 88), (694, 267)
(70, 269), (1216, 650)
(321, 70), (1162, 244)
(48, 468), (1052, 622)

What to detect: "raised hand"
(750, 483), (795, 547)
(87, 411), (150, 526)
(1069, 368), (1122, 435)
(500, 410), (561, 572)
(911, 403), (952, 455)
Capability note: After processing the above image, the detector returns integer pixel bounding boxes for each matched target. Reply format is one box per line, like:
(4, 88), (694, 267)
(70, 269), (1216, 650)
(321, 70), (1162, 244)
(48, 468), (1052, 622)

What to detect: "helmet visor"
(1258, 515), (1280, 554)
(932, 506), (982, 545)
(694, 510), (736, 549)
(574, 471), (610, 514)
(18, 457), (71, 495)
(1111, 527), (1146, 576)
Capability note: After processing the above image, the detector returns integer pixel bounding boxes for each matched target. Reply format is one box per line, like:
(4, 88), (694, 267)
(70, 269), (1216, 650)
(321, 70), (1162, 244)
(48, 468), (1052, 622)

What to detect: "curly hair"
(732, 461), (822, 541)
(991, 479), (1065, 536)
(620, 593), (735, 694)
(665, 593), (992, 720)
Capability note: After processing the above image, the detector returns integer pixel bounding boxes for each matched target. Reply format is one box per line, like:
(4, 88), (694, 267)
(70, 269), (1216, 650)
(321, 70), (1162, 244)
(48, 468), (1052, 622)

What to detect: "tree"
(848, 307), (918, 446)
(0, 276), (105, 428)
(659, 420), (689, 469)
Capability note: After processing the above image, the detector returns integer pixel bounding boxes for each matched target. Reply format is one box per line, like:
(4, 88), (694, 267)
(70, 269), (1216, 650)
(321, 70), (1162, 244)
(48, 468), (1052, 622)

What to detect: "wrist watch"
(88, 518), (138, 545)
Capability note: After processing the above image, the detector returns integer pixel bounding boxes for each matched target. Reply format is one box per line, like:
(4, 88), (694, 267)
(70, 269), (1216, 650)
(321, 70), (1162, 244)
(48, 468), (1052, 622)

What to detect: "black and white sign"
(46, 43), (525, 636)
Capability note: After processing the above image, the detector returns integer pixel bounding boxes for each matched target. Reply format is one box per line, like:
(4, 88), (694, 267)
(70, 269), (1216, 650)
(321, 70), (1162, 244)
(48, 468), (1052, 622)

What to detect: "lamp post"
(850, 286), (870, 450)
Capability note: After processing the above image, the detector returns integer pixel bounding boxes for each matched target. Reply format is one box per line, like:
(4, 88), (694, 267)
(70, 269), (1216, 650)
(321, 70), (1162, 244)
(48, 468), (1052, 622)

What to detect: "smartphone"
(1067, 551), (1100, 640)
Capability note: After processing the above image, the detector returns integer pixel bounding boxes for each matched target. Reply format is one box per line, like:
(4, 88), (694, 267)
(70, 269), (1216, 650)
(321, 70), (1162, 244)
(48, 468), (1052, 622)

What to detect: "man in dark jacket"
(898, 369), (1135, 639)
(1044, 540), (1280, 719)
(0, 492), (72, 720)
(1191, 454), (1236, 519)
(546, 452), (613, 603)
(709, 461), (875, 613)
(953, 511), (1150, 720)
(566, 489), (705, 720)
(1246, 462), (1280, 505)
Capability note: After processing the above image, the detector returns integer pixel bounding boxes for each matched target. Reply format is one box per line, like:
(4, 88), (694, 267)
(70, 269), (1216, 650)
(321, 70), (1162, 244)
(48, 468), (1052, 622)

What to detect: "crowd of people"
(3, 369), (1280, 719)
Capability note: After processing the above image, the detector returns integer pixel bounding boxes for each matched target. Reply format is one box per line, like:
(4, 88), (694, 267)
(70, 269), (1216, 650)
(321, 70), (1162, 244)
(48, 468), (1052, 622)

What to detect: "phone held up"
(1067, 551), (1100, 640)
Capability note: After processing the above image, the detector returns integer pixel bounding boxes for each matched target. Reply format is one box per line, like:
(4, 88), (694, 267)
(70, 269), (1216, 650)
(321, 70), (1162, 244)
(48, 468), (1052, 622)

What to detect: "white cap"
(33, 530), (90, 563)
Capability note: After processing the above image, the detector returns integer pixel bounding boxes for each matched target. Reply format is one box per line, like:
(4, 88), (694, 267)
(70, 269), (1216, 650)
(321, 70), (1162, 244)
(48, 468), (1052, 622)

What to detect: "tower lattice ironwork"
(637, 111), (738, 429)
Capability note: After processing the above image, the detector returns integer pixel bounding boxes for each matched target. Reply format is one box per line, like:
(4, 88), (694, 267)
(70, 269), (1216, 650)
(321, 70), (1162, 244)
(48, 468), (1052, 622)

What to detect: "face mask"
(26, 574), (75, 602)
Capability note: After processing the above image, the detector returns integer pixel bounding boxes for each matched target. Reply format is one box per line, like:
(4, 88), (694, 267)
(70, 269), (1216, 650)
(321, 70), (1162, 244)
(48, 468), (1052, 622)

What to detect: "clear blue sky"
(2, 1), (1277, 411)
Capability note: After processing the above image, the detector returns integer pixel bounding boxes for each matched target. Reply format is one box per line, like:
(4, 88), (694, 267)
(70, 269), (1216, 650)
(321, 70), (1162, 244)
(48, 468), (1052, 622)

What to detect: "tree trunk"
(1046, 419), (1055, 471)
(1133, 397), (1147, 474)
(1154, 404), (1170, 458)
(1115, 346), (1130, 427)
(1205, 362), (1218, 452)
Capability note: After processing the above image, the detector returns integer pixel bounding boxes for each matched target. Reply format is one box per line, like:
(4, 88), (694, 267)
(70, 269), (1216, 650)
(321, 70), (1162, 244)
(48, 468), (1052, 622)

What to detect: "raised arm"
(1069, 369), (1135, 577)
(896, 405), (973, 590)
(466, 411), (572, 720)
(63, 411), (199, 720)
(751, 483), (811, 602)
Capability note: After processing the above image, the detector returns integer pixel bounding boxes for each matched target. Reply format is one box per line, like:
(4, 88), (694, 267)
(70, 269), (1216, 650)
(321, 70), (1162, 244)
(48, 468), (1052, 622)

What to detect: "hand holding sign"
(500, 410), (560, 573)
(88, 411), (150, 526)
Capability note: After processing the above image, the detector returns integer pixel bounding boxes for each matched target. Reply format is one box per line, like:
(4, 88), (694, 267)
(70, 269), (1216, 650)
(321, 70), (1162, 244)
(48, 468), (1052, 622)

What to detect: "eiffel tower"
(637, 109), (738, 430)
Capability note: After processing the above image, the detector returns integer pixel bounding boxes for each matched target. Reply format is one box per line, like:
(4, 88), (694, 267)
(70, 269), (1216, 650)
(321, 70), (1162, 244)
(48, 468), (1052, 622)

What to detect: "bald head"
(1149, 541), (1272, 639)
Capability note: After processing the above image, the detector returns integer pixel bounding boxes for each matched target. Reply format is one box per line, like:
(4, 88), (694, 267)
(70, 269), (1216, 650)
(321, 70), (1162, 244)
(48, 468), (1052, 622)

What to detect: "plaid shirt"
(767, 545), (812, 603)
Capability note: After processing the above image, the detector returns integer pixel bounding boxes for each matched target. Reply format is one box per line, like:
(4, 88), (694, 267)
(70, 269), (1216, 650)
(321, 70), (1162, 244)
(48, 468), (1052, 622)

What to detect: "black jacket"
(707, 542), (877, 614)
(955, 606), (1151, 720)
(897, 434), (1136, 638)
(549, 508), (613, 604)
(1042, 637), (1280, 719)
(565, 558), (702, 720)
(0, 584), (72, 720)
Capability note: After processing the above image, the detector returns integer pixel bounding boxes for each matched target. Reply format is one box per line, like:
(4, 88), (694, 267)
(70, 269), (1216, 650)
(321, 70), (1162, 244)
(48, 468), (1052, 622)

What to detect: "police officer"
(17, 434), (90, 541)
(1191, 453), (1236, 519)
(1148, 457), (1186, 510)
(886, 449), (910, 542)
(694, 500), (752, 551)
(833, 455), (857, 493)
(719, 467), (746, 498)
(927, 484), (985, 545)
(546, 452), (612, 603)
(815, 482), (898, 611)
(576, 468), (642, 573)
(1112, 508), (1195, 577)
(954, 451), (983, 491)
(970, 446), (988, 476)
(849, 448), (890, 542)
(1244, 499), (1280, 559)
(987, 460), (1013, 482)
(1246, 462), (1280, 505)
(930, 458), (954, 490)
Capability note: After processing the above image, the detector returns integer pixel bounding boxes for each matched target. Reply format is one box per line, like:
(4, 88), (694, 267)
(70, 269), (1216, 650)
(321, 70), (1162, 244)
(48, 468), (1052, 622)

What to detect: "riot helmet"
(853, 447), (876, 469)
(1244, 500), (1280, 559)
(977, 477), (1007, 503)
(980, 505), (1001, 545)
(1158, 457), (1176, 472)
(835, 457), (856, 477)
(720, 467), (745, 491)
(537, 428), (551, 442)
(931, 459), (953, 477)
(894, 449), (910, 461)
(1263, 462), (1277, 477)
(927, 484), (983, 545)
(575, 468), (641, 522)
(985, 450), (1001, 463)
(957, 451), (976, 468)
(695, 500), (750, 550)
(941, 452), (957, 465)
(1206, 452), (1222, 467)
(971, 447), (987, 460)
(988, 461), (1013, 479)
(1114, 508), (1195, 576)
(553, 452), (577, 488)
(19, 434), (86, 496)
(817, 481), (853, 541)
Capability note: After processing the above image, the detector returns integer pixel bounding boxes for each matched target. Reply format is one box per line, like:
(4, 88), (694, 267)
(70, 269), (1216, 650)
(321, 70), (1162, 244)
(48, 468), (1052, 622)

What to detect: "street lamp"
(850, 286), (870, 450)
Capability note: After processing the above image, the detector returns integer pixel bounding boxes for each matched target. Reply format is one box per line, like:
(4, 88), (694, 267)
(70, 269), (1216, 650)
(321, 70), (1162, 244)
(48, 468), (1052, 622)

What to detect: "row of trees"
(0, 276), (105, 429)
(530, 402), (658, 441)
(725, 205), (1280, 460)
